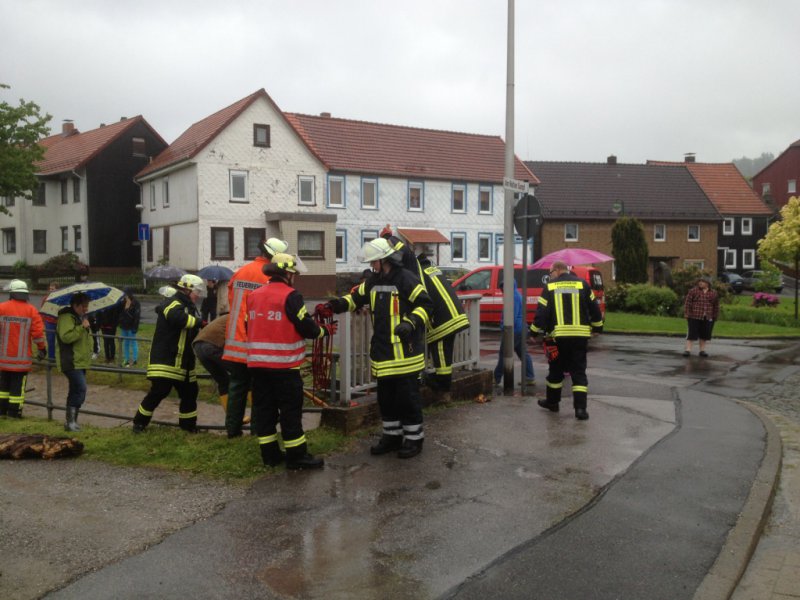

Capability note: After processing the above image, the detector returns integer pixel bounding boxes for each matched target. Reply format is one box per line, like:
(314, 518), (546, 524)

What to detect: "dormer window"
(254, 124), (270, 148)
(132, 137), (146, 157)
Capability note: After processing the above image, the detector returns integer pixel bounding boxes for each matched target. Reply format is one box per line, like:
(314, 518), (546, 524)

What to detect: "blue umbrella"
(40, 281), (124, 318)
(145, 265), (186, 280)
(197, 265), (234, 280)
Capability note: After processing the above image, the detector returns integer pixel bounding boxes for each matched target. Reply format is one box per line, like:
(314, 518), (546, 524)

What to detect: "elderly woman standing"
(683, 276), (719, 358)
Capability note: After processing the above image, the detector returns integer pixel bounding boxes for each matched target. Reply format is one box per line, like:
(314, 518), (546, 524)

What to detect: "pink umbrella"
(531, 248), (614, 269)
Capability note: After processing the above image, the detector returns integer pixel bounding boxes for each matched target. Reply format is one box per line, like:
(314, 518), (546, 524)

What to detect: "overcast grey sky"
(2, 0), (798, 164)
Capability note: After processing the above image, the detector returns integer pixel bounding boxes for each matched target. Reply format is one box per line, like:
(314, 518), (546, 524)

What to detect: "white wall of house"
(332, 175), (506, 272)
(0, 175), (89, 267)
(139, 98), (328, 271)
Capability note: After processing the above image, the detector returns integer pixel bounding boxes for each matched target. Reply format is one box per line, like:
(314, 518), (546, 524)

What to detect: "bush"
(721, 304), (797, 327)
(604, 284), (630, 312)
(752, 292), (780, 308)
(624, 284), (680, 316)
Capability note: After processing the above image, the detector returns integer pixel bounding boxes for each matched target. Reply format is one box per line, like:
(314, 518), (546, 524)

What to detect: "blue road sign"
(138, 223), (150, 241)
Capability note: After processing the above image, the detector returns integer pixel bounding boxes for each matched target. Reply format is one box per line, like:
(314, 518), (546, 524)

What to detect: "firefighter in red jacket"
(246, 253), (336, 469)
(0, 280), (46, 418)
(222, 237), (288, 438)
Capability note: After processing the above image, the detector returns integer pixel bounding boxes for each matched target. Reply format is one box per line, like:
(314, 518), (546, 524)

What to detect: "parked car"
(452, 264), (605, 325)
(740, 270), (784, 293)
(718, 272), (744, 294)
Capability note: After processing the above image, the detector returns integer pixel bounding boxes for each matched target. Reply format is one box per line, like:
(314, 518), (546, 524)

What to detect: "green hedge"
(624, 284), (680, 316)
(720, 304), (799, 327)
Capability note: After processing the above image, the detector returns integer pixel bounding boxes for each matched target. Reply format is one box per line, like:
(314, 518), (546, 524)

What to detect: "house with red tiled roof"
(649, 157), (774, 274)
(134, 89), (537, 294)
(751, 139), (800, 212)
(0, 117), (167, 269)
(526, 157), (722, 284)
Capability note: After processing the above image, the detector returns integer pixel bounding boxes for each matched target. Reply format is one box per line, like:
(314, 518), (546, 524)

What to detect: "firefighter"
(0, 280), (46, 418)
(416, 253), (469, 400)
(380, 224), (424, 280)
(529, 261), (603, 420)
(327, 238), (433, 458)
(222, 237), (288, 438)
(132, 274), (204, 433)
(246, 253), (336, 469)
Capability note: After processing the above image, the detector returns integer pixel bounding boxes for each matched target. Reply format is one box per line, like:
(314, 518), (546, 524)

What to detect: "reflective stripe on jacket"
(420, 264), (469, 343)
(246, 282), (307, 369)
(222, 257), (270, 363)
(147, 294), (201, 382)
(0, 300), (46, 371)
(531, 273), (603, 338)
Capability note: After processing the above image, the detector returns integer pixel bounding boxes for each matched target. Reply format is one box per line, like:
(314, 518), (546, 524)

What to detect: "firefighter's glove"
(322, 322), (338, 337)
(36, 349), (47, 361)
(324, 299), (347, 314)
(315, 303), (334, 320)
(394, 321), (414, 342)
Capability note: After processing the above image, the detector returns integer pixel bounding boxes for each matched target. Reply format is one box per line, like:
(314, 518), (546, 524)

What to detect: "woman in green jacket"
(56, 293), (91, 431)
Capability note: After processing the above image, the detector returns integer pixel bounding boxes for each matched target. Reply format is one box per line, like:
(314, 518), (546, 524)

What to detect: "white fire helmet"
(271, 253), (307, 274)
(264, 237), (289, 257)
(176, 274), (206, 297)
(360, 238), (396, 263)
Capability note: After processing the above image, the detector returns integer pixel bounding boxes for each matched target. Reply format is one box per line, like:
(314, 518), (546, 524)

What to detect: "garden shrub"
(720, 304), (797, 327)
(752, 292), (780, 308)
(624, 284), (680, 316)
(604, 284), (630, 312)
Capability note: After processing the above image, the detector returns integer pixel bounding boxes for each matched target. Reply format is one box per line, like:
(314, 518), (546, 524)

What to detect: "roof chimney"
(607, 155), (617, 165)
(62, 120), (76, 136)
(120, 116), (127, 121)
(320, 112), (331, 118)
(684, 153), (696, 163)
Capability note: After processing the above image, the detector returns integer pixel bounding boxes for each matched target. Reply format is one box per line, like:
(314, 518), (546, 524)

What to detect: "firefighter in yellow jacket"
(132, 274), (204, 433)
(246, 254), (336, 470)
(0, 280), (46, 418)
(327, 238), (434, 458)
(529, 261), (603, 420)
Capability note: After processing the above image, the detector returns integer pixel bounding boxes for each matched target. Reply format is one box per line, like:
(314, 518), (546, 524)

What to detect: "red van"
(452, 264), (605, 325)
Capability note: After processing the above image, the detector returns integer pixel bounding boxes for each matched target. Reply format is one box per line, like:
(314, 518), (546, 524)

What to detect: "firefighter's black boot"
(260, 441), (285, 467)
(132, 406), (151, 433)
(574, 390), (589, 420)
(0, 397), (8, 416)
(64, 406), (81, 432)
(285, 443), (324, 470)
(6, 403), (22, 418)
(398, 438), (424, 459)
(370, 434), (403, 455)
(538, 385), (561, 412)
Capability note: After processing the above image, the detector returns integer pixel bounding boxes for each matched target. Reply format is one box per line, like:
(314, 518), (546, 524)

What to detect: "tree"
(0, 84), (52, 213)
(611, 217), (649, 283)
(758, 196), (800, 319)
(732, 152), (775, 180)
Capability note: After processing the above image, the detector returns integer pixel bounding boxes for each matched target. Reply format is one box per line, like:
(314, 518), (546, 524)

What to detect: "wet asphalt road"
(42, 333), (800, 599)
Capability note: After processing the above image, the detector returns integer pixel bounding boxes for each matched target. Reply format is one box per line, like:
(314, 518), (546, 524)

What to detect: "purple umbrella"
(531, 248), (614, 269)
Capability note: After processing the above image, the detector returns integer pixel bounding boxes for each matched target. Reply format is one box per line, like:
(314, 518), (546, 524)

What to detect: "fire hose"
(307, 304), (336, 407)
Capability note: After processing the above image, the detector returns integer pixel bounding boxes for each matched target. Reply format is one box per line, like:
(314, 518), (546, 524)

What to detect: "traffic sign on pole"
(138, 223), (150, 242)
(503, 178), (529, 194)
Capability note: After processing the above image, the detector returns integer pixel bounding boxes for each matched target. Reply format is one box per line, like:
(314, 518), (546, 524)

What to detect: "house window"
(451, 232), (466, 262)
(327, 175), (344, 208)
(479, 185), (492, 214)
(61, 226), (68, 251)
(564, 223), (579, 242)
(741, 218), (752, 235)
(335, 230), (346, 262)
(361, 230), (378, 246)
(2, 228), (16, 253)
(33, 229), (47, 254)
(162, 179), (170, 208)
(211, 227), (234, 260)
(33, 182), (45, 206)
(230, 170), (248, 203)
(361, 178), (377, 210)
(298, 176), (315, 205)
(132, 137), (146, 157)
(408, 181), (423, 212)
(244, 228), (265, 260)
(687, 225), (700, 242)
(253, 124), (270, 148)
(654, 224), (666, 242)
(761, 183), (771, 197)
(73, 226), (82, 252)
(150, 182), (156, 210)
(73, 177), (80, 203)
(724, 249), (736, 270)
(61, 180), (68, 204)
(298, 230), (324, 259)
(3, 196), (14, 207)
(684, 259), (704, 270)
(790, 180), (797, 194)
(163, 227), (170, 261)
(452, 184), (466, 213)
(722, 218), (734, 236)
(743, 249), (756, 269)
(478, 233), (492, 262)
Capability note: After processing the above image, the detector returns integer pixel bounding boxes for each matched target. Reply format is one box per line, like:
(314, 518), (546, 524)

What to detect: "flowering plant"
(752, 292), (780, 308)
